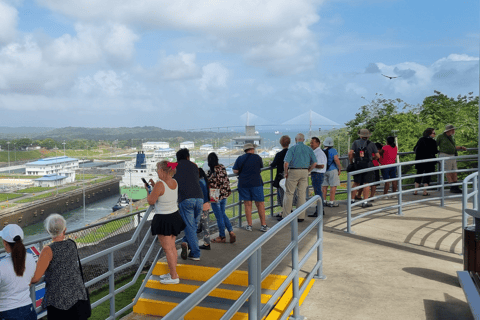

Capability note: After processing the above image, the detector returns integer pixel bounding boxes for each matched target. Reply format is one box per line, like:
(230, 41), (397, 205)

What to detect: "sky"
(0, 0), (478, 131)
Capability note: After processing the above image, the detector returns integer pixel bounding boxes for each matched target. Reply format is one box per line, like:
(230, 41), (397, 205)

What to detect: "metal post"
(109, 252), (115, 318)
(290, 218), (303, 319)
(473, 175), (478, 211)
(440, 159), (445, 207)
(397, 163), (403, 215)
(315, 199), (326, 280)
(247, 249), (259, 320)
(238, 193), (243, 228)
(347, 173), (352, 233)
(83, 159), (86, 222)
(7, 142), (10, 173)
(270, 167), (274, 217)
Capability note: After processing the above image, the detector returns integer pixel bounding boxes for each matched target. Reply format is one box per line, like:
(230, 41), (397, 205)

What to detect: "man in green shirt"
(436, 124), (467, 193)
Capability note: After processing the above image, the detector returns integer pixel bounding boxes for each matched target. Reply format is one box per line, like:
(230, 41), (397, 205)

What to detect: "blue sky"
(0, 0), (478, 130)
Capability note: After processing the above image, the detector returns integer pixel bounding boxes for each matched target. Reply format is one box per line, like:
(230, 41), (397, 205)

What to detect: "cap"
(243, 143), (257, 151)
(324, 137), (334, 147)
(0, 224), (24, 243)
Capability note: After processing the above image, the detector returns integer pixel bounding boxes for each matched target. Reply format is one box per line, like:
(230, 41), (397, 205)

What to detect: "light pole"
(83, 157), (86, 222)
(7, 142), (10, 173)
(62, 140), (66, 156)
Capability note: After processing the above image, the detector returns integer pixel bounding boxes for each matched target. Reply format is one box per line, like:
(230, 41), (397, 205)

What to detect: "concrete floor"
(122, 193), (474, 320)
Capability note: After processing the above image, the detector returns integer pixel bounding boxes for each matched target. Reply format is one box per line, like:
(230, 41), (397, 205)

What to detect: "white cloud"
(291, 81), (327, 94)
(345, 82), (367, 95)
(0, 93), (71, 111)
(0, 1), (18, 43)
(75, 70), (125, 96)
(199, 63), (229, 91)
(159, 52), (200, 80)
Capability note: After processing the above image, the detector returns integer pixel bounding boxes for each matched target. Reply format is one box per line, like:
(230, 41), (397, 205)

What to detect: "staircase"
(133, 262), (315, 319)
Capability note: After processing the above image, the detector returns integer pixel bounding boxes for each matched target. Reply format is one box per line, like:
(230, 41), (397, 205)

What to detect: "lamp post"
(62, 140), (66, 156)
(7, 142), (10, 173)
(83, 157), (86, 222)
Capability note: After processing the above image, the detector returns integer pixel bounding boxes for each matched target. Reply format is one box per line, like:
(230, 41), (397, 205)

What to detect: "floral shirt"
(207, 164), (232, 201)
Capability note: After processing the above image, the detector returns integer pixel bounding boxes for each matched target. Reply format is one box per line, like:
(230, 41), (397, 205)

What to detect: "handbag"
(72, 240), (92, 318)
(209, 188), (220, 202)
(273, 172), (283, 188)
(346, 163), (356, 172)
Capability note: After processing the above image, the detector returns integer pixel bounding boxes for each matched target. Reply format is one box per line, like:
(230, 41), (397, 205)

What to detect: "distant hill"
(0, 127), (55, 138)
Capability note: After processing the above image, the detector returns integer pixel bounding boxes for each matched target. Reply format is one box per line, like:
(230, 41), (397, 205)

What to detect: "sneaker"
(350, 200), (356, 204)
(199, 244), (211, 250)
(189, 256), (200, 261)
(330, 201), (339, 207)
(260, 225), (269, 232)
(160, 277), (180, 284)
(245, 225), (253, 231)
(361, 202), (373, 208)
(181, 242), (188, 260)
(159, 273), (171, 280)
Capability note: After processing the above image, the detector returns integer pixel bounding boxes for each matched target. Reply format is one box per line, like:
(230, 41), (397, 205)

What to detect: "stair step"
(153, 262), (287, 290)
(134, 287), (251, 319)
(146, 276), (275, 304)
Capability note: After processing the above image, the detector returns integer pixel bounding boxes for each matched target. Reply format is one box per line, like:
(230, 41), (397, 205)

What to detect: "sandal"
(229, 231), (236, 244)
(423, 193), (430, 196)
(211, 237), (226, 243)
(354, 196), (363, 200)
(413, 192), (418, 195)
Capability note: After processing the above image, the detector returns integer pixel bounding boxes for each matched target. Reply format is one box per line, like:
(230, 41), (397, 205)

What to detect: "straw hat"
(444, 124), (456, 133)
(358, 129), (371, 138)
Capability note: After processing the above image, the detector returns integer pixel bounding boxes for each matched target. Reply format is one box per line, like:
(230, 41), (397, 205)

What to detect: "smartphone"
(142, 178), (152, 194)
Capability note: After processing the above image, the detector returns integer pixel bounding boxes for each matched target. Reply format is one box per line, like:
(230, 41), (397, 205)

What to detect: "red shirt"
(381, 145), (398, 165)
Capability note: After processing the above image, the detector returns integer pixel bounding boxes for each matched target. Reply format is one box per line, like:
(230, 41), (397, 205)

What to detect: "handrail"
(462, 172), (478, 257)
(346, 154), (478, 233)
(163, 196), (325, 320)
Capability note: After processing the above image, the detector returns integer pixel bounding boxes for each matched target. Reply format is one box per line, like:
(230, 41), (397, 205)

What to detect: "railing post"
(473, 176), (478, 211)
(397, 163), (403, 216)
(315, 199), (326, 280)
(440, 159), (445, 207)
(238, 195), (243, 228)
(247, 248), (261, 320)
(270, 167), (274, 217)
(109, 252), (115, 319)
(346, 173), (352, 233)
(233, 191), (236, 225)
(290, 218), (303, 319)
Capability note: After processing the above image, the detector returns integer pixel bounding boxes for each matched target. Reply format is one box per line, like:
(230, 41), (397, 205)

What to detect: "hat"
(358, 129), (371, 138)
(0, 224), (24, 243)
(324, 137), (334, 147)
(243, 143), (257, 151)
(444, 124), (456, 133)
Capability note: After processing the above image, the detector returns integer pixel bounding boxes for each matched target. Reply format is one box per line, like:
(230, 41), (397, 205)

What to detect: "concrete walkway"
(124, 194), (474, 319)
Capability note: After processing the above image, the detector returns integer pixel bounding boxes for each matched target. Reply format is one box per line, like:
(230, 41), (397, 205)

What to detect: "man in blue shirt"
(282, 133), (317, 221)
(233, 143), (269, 232)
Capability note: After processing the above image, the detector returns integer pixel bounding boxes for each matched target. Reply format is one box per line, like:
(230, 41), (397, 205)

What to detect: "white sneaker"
(160, 277), (180, 284)
(159, 273), (170, 280)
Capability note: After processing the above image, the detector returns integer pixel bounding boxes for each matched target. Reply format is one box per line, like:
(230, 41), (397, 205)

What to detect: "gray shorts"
(439, 152), (457, 171)
(322, 170), (340, 187)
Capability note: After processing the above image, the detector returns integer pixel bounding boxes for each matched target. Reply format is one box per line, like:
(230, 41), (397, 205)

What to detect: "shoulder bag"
(72, 240), (92, 318)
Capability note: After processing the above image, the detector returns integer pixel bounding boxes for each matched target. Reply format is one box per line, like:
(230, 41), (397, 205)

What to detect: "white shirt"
(311, 147), (327, 173)
(154, 179), (179, 214)
(0, 253), (36, 311)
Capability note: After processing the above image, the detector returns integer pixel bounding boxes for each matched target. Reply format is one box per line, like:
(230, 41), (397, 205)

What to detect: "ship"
(112, 194), (130, 212)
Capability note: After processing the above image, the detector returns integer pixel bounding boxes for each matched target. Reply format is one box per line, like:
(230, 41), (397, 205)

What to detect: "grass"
(15, 186), (81, 203)
(0, 203), (16, 210)
(0, 174), (42, 179)
(0, 193), (24, 202)
(75, 216), (133, 244)
(88, 176), (115, 184)
(76, 174), (99, 181)
(0, 150), (44, 162)
(88, 272), (147, 320)
(16, 186), (52, 193)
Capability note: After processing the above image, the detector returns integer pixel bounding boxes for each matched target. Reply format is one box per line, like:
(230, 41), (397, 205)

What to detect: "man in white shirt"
(309, 137), (327, 217)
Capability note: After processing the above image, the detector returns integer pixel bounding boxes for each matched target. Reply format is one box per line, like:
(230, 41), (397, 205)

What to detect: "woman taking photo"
(413, 128), (438, 196)
(146, 160), (185, 284)
(207, 152), (235, 244)
(31, 214), (90, 319)
(0, 224), (37, 320)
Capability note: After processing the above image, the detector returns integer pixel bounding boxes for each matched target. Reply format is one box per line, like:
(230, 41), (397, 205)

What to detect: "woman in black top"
(413, 128), (438, 195)
(270, 135), (291, 213)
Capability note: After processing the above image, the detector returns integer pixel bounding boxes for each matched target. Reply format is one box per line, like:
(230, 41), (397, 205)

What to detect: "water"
(22, 194), (121, 244)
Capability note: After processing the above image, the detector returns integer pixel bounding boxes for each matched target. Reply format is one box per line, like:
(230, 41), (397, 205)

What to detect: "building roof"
(144, 141), (168, 145)
(200, 144), (213, 147)
(26, 156), (78, 166)
(155, 148), (175, 152)
(34, 174), (67, 181)
(180, 141), (194, 144)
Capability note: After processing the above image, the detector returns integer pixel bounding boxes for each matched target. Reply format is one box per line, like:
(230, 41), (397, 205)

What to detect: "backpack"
(323, 147), (331, 170)
(354, 140), (372, 169)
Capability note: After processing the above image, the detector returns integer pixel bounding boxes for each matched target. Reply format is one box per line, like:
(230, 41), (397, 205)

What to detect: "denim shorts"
(0, 304), (37, 320)
(381, 167), (397, 180)
(238, 186), (265, 202)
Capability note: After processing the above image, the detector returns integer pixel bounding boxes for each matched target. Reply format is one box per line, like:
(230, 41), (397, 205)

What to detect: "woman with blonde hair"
(145, 160), (185, 284)
(31, 214), (90, 319)
(0, 224), (37, 320)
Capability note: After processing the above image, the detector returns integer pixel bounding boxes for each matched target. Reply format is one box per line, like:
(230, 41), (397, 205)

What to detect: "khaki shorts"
(439, 152), (457, 171)
(322, 170), (340, 186)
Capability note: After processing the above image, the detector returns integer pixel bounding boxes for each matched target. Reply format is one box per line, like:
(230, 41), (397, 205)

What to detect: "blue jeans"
(311, 172), (324, 201)
(179, 198), (203, 258)
(0, 304), (37, 320)
(211, 198), (233, 237)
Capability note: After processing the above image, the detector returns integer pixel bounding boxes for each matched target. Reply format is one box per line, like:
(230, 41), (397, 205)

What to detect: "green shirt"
(284, 141), (317, 168)
(436, 132), (456, 155)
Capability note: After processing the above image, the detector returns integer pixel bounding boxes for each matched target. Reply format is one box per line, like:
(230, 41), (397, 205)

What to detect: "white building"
(142, 142), (169, 150)
(200, 144), (214, 151)
(180, 141), (194, 149)
(26, 156), (79, 182)
(153, 148), (176, 158)
(218, 146), (229, 152)
(33, 174), (69, 187)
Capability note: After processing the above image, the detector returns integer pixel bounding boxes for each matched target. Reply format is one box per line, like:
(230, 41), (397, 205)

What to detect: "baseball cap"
(0, 224), (24, 243)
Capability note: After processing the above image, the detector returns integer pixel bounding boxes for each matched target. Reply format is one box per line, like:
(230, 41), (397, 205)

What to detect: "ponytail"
(8, 236), (26, 276)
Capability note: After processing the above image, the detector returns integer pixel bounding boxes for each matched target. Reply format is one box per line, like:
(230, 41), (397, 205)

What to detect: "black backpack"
(323, 147), (331, 170)
(354, 140), (371, 169)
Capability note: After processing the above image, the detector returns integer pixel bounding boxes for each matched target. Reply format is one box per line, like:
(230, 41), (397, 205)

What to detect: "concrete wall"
(0, 179), (120, 229)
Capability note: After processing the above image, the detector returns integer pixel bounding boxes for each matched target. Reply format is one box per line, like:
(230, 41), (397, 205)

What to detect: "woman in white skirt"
(146, 160), (185, 284)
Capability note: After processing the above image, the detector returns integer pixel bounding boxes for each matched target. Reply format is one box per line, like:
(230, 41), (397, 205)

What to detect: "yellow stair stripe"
(145, 280), (273, 304)
(153, 262), (287, 290)
(133, 298), (248, 320)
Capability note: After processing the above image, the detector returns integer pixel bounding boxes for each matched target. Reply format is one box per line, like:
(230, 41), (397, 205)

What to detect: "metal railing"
(462, 171), (478, 231)
(162, 196), (325, 320)
(346, 154), (478, 233)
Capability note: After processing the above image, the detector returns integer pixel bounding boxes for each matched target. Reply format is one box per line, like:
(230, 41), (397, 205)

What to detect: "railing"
(346, 154), (478, 233)
(462, 172), (478, 232)
(162, 196), (325, 320)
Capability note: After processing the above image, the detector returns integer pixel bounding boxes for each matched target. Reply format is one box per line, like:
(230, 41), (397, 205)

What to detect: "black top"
(271, 148), (288, 175)
(173, 159), (203, 203)
(414, 136), (438, 170)
(233, 153), (264, 188)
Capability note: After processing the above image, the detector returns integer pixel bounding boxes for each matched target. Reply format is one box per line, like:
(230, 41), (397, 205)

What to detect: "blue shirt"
(325, 147), (339, 171)
(233, 153), (263, 188)
(284, 142), (316, 169)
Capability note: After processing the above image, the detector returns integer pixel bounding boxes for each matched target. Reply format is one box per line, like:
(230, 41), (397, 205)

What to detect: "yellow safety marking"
(134, 298), (248, 320)
(264, 278), (316, 320)
(145, 280), (273, 304)
(153, 262), (287, 290)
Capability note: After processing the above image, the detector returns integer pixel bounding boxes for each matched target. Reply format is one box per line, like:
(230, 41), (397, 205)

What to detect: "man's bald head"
(295, 133), (305, 142)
